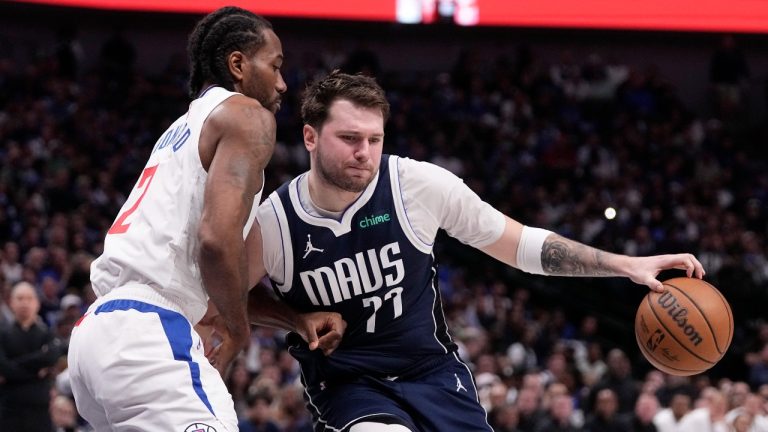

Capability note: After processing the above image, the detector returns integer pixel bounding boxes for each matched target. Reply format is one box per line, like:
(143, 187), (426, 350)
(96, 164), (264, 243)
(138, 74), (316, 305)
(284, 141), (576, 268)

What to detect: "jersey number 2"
(108, 165), (158, 234)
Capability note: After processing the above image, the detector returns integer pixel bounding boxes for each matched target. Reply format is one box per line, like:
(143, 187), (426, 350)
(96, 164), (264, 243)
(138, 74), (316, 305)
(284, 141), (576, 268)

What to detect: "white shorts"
(68, 285), (237, 432)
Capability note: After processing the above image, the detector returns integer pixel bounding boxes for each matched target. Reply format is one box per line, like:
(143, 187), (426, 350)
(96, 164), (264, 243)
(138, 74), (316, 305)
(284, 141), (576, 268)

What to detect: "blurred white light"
(396, 0), (422, 23)
(604, 207), (617, 220)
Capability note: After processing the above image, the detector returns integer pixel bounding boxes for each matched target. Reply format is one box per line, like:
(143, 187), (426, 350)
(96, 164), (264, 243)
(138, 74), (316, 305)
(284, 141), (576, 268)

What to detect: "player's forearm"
(541, 233), (629, 277)
(247, 283), (301, 333)
(199, 236), (250, 341)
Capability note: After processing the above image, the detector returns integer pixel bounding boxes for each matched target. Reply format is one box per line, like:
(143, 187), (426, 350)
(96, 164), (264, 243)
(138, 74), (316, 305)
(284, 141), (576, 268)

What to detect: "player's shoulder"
(206, 94), (275, 133)
(255, 191), (280, 223)
(394, 155), (462, 186)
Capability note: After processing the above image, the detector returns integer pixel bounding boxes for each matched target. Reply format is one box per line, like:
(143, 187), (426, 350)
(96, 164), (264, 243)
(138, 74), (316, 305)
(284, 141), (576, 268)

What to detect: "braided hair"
(187, 6), (273, 98)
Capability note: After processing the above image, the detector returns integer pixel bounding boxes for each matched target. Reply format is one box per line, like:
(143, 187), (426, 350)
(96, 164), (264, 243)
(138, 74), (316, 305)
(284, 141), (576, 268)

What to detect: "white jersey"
(90, 86), (262, 324)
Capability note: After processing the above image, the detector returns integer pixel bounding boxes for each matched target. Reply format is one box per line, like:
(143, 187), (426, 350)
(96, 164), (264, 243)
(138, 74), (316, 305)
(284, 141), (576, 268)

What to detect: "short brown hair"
(301, 70), (390, 129)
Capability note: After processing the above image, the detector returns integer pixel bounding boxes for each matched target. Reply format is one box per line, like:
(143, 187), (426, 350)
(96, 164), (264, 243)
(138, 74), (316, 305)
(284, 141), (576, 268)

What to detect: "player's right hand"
(295, 312), (346, 356)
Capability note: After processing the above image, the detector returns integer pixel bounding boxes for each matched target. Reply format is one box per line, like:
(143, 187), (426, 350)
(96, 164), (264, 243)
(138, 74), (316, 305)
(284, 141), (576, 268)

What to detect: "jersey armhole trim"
(270, 197), (293, 293)
(389, 156), (433, 254)
(191, 89), (239, 175)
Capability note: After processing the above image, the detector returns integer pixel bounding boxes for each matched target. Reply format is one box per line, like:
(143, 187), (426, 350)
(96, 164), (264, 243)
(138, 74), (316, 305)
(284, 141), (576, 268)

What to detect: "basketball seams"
(665, 281), (728, 355)
(700, 279), (734, 350)
(645, 293), (715, 365)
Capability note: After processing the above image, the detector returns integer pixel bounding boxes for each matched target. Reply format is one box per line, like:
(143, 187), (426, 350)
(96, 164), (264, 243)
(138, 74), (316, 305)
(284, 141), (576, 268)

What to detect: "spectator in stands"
(0, 281), (62, 431)
(678, 387), (728, 432)
(50, 394), (86, 432)
(725, 393), (768, 431)
(534, 393), (583, 432)
(588, 349), (640, 414)
(730, 412), (755, 432)
(629, 393), (660, 432)
(517, 386), (546, 432)
(654, 391), (692, 432)
(749, 344), (768, 390)
(1, 242), (23, 285)
(491, 404), (522, 432)
(227, 357), (254, 420)
(273, 383), (313, 432)
(709, 34), (750, 117)
(238, 389), (280, 432)
(584, 388), (630, 432)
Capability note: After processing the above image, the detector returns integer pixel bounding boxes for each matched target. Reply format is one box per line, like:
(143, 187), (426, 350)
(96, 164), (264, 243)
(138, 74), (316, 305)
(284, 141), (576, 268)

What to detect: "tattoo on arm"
(244, 105), (276, 170)
(224, 157), (255, 210)
(541, 235), (614, 276)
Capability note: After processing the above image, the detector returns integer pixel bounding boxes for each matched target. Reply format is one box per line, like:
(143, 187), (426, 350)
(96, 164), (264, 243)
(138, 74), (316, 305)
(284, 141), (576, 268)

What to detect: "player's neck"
(307, 170), (360, 213)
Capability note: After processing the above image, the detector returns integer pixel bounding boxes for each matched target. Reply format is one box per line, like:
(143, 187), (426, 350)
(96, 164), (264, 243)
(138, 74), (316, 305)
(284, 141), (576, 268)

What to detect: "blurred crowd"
(1, 26), (767, 431)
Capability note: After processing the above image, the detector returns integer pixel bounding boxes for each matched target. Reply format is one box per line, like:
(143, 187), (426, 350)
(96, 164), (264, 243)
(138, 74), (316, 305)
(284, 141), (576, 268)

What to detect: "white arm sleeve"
(516, 225), (553, 275)
(398, 157), (506, 248)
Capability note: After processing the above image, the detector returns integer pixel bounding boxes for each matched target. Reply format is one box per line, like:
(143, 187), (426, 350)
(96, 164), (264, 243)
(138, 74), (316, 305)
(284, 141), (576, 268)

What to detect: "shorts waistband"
(395, 351), (459, 380)
(91, 284), (196, 322)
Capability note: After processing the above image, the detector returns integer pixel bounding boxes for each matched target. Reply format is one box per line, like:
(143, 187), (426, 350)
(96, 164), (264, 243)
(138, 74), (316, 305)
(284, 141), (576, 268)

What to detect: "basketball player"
(66, 7), (290, 431)
(242, 71), (705, 431)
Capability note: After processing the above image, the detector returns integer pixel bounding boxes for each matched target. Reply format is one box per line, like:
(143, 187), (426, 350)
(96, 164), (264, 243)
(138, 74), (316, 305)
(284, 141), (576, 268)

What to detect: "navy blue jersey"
(268, 155), (456, 383)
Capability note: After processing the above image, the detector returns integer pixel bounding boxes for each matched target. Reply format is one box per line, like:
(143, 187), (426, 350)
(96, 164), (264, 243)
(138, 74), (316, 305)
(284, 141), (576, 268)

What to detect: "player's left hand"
(196, 301), (224, 356)
(625, 253), (705, 292)
(295, 312), (346, 356)
(207, 331), (249, 377)
(197, 314), (227, 358)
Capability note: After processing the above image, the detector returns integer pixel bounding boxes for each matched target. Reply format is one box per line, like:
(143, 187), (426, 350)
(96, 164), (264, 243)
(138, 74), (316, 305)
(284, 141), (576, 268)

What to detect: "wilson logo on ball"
(656, 291), (703, 346)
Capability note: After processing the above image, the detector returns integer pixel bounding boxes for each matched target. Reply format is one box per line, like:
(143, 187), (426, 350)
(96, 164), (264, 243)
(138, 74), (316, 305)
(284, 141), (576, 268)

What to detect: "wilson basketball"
(635, 277), (733, 376)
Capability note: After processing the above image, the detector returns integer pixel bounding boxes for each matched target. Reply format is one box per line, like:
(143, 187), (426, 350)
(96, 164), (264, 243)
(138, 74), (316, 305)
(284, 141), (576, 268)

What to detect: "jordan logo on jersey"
(299, 241), (404, 306)
(303, 234), (324, 259)
(455, 374), (467, 392)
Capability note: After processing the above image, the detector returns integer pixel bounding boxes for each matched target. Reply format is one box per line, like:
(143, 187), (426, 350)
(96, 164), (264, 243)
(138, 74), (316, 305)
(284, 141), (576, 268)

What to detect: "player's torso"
(90, 87), (255, 323)
(270, 155), (455, 375)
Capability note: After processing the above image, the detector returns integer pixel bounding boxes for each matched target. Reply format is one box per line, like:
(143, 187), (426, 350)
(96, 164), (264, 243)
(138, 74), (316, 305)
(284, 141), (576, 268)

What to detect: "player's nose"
(276, 73), (287, 94)
(354, 141), (372, 160)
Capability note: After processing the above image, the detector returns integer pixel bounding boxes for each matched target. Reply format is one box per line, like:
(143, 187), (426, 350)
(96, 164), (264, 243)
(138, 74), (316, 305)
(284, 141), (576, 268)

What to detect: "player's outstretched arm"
(198, 95), (275, 375)
(247, 283), (346, 356)
(481, 216), (705, 292)
(244, 221), (346, 356)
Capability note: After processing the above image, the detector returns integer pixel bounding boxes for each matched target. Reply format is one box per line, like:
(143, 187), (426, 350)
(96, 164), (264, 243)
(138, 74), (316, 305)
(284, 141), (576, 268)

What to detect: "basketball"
(635, 277), (733, 376)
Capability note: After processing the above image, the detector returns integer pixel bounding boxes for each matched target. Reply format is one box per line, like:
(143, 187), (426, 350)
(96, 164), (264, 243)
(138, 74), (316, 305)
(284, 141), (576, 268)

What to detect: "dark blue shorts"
(301, 352), (493, 432)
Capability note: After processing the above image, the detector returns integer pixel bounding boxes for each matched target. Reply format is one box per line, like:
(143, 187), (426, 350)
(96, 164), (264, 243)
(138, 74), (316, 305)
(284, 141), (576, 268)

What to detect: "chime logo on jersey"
(359, 212), (391, 228)
(299, 241), (404, 306)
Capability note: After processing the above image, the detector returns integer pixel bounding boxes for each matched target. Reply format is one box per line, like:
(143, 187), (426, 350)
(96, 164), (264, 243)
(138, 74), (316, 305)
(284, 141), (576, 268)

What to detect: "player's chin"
(343, 176), (371, 192)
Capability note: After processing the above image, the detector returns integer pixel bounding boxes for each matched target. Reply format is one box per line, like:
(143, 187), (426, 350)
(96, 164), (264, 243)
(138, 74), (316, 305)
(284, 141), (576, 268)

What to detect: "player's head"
(301, 71), (390, 193)
(188, 6), (286, 112)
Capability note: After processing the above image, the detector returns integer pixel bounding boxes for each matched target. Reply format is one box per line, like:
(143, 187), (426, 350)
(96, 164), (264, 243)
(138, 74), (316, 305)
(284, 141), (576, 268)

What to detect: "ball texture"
(635, 277), (733, 376)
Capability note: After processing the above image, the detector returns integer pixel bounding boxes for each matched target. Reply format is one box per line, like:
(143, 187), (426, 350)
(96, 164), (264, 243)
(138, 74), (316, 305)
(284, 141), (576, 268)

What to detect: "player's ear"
(303, 124), (317, 151)
(227, 51), (245, 83)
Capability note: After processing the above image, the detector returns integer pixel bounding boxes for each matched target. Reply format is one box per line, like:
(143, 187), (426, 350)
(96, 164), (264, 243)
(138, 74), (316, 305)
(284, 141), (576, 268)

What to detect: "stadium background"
(1, 1), (768, 430)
